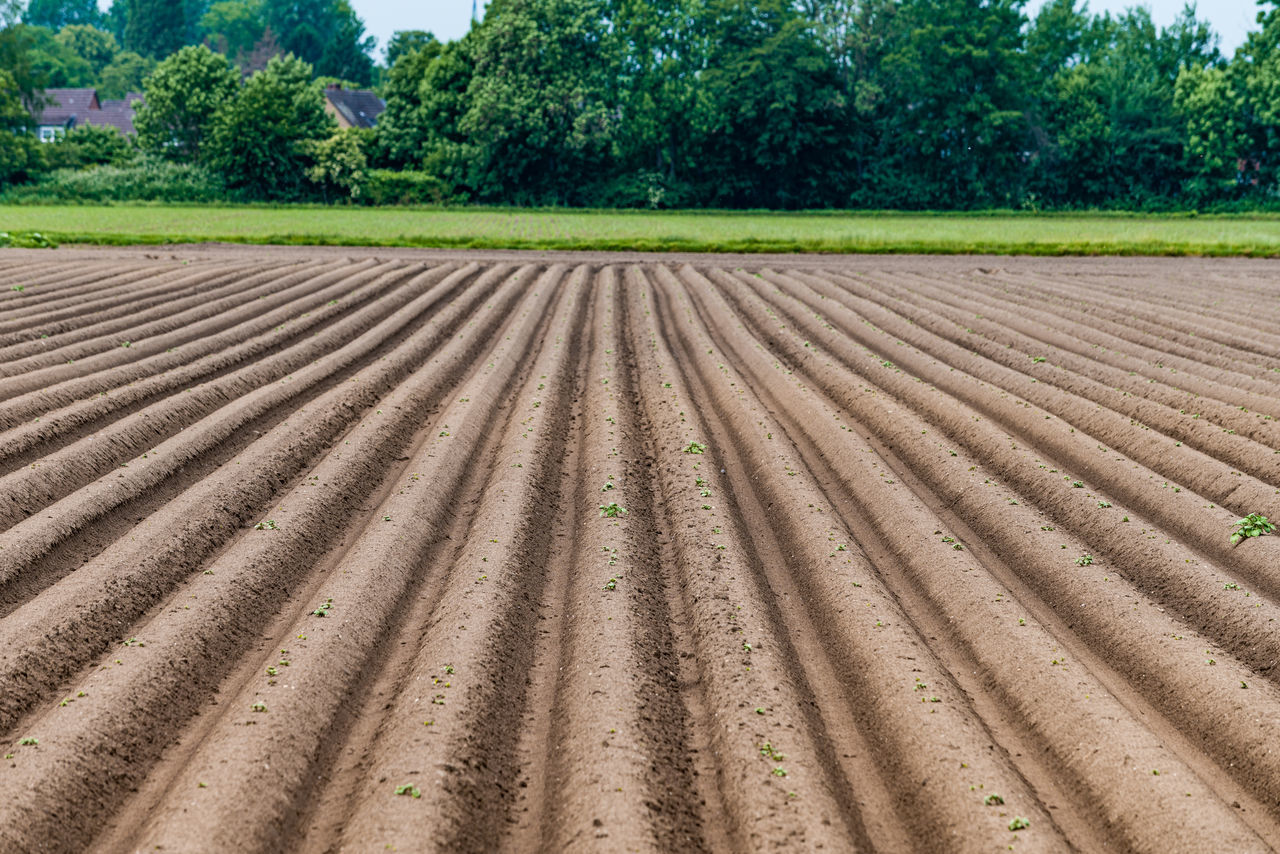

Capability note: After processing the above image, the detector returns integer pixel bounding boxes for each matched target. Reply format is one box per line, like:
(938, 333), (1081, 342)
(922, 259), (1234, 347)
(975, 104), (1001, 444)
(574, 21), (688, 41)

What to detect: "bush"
(2, 157), (226, 203)
(361, 169), (452, 205)
(42, 124), (137, 171)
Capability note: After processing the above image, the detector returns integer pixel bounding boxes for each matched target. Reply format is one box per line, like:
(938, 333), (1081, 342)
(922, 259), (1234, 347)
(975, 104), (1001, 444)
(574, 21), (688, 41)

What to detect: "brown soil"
(1, 247), (1279, 853)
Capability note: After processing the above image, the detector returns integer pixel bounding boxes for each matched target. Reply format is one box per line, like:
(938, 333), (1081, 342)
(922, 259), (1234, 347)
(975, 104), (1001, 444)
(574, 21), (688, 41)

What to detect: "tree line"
(4, 0), (1280, 210)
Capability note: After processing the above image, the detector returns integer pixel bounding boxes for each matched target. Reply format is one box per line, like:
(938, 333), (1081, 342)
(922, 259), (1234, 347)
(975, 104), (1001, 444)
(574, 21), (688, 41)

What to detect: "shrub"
(2, 157), (226, 203)
(361, 169), (451, 205)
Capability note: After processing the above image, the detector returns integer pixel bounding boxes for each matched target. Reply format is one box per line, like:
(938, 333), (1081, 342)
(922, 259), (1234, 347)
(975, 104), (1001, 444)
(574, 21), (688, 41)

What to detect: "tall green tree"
(205, 54), (336, 198)
(23, 0), (103, 29)
(124, 0), (186, 58)
(201, 0), (265, 58)
(56, 24), (119, 74)
(460, 0), (618, 204)
(98, 49), (154, 98)
(134, 44), (238, 160)
(879, 0), (1030, 207)
(690, 0), (848, 208)
(265, 0), (373, 83)
(0, 69), (43, 187)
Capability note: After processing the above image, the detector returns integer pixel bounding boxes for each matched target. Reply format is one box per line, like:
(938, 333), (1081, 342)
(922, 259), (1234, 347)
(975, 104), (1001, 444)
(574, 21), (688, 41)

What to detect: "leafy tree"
(125, 0), (186, 58)
(134, 44), (239, 160)
(690, 0), (848, 208)
(56, 24), (119, 74)
(460, 0), (618, 204)
(304, 126), (368, 200)
(98, 49), (154, 98)
(205, 54), (335, 198)
(0, 69), (43, 187)
(316, 2), (374, 85)
(266, 0), (372, 82)
(384, 30), (438, 68)
(373, 31), (448, 167)
(24, 0), (103, 29)
(1174, 64), (1245, 199)
(201, 0), (265, 58)
(879, 0), (1030, 207)
(26, 24), (94, 87)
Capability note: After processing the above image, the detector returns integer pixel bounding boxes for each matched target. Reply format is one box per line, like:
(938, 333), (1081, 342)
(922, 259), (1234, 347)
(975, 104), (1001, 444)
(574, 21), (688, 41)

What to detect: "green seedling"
(599, 502), (627, 518)
(1008, 817), (1030, 831)
(1231, 514), (1275, 546)
(312, 598), (333, 617)
(683, 441), (706, 454)
(1075, 554), (1093, 566)
(1031, 356), (1047, 363)
(1071, 481), (1084, 489)
(18, 737), (37, 746)
(760, 743), (785, 761)
(984, 794), (1004, 806)
(250, 702), (267, 713)
(604, 577), (618, 591)
(254, 519), (278, 531)
(395, 783), (422, 798)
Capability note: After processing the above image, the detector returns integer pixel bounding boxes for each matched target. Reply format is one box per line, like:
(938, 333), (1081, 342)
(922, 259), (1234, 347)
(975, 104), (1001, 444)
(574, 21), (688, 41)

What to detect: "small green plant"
(984, 794), (1004, 806)
(1071, 480), (1084, 489)
(1075, 554), (1094, 566)
(1031, 356), (1047, 363)
(250, 702), (267, 713)
(1231, 514), (1275, 546)
(599, 502), (627, 518)
(254, 519), (278, 530)
(603, 577), (618, 591)
(1008, 817), (1030, 831)
(683, 441), (706, 454)
(18, 737), (37, 746)
(760, 743), (785, 761)
(312, 598), (333, 617)
(395, 783), (422, 798)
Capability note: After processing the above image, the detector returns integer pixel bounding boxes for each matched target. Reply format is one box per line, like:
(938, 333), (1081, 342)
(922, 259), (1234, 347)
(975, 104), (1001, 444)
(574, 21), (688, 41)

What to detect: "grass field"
(5, 204), (1280, 254)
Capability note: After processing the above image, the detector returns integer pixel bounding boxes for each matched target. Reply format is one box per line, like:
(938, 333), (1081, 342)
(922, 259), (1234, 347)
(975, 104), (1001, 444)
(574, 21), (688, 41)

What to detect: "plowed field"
(2, 248), (1280, 853)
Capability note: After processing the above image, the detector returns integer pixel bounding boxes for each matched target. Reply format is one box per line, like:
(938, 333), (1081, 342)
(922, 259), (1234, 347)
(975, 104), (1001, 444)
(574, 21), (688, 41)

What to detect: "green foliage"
(266, 0), (374, 84)
(0, 69), (43, 187)
(206, 54), (335, 199)
(25, 24), (95, 87)
(599, 502), (627, 518)
(0, 231), (56, 247)
(384, 30), (437, 68)
(23, 0), (103, 29)
(3, 157), (224, 202)
(124, 0), (186, 58)
(97, 50), (153, 99)
(362, 169), (452, 205)
(1231, 514), (1275, 546)
(135, 45), (239, 161)
(304, 127), (368, 201)
(459, 0), (617, 204)
(55, 24), (118, 73)
(43, 123), (135, 170)
(201, 0), (265, 58)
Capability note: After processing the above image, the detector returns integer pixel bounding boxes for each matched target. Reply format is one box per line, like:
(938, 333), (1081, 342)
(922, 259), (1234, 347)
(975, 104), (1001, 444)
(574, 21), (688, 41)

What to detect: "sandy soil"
(1, 247), (1279, 852)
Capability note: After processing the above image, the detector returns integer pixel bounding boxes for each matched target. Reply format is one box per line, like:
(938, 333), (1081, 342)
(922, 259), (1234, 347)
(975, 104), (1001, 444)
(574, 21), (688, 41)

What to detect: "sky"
(355, 1), (1258, 61)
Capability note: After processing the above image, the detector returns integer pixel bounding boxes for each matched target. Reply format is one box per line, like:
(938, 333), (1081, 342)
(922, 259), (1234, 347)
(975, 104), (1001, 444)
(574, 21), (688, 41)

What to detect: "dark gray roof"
(324, 87), (385, 129)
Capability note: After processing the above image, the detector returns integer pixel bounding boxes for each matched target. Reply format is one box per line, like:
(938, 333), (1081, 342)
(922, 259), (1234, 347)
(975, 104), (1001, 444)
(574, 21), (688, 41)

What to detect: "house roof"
(35, 88), (99, 126)
(323, 86), (385, 129)
(32, 88), (142, 135)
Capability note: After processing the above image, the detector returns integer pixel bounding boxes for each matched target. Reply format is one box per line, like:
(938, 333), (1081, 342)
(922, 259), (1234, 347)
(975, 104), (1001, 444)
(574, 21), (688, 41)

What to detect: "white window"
(39, 126), (57, 142)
